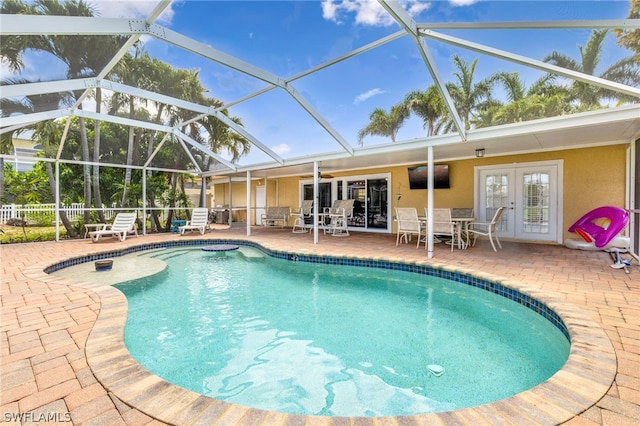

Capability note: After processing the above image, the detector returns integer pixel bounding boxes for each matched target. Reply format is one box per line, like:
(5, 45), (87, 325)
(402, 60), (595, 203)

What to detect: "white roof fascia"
(378, 0), (467, 140)
(417, 19), (639, 30)
(421, 29), (640, 99)
(466, 104), (640, 140)
(357, 132), (463, 153)
(173, 129), (238, 171)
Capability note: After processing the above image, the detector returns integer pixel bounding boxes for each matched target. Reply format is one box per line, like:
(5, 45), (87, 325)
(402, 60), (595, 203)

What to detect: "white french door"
(475, 161), (563, 243)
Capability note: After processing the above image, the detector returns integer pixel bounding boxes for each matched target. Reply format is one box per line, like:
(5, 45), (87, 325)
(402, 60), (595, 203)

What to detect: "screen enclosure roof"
(1, 0), (639, 180)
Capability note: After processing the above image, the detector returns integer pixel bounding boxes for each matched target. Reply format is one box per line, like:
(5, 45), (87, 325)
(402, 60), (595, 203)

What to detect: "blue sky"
(5, 0), (635, 165)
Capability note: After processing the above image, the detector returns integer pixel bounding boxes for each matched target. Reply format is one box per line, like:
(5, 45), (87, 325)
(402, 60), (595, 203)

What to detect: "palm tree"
(0, 78), (78, 236)
(473, 72), (575, 126)
(1, 0), (127, 222)
(109, 50), (153, 208)
(404, 85), (450, 137)
(544, 29), (640, 107)
(613, 0), (640, 62)
(445, 55), (495, 131)
(358, 103), (409, 146)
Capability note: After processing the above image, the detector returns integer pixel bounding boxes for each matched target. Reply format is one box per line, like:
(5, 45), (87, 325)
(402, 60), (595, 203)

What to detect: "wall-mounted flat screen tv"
(408, 164), (450, 189)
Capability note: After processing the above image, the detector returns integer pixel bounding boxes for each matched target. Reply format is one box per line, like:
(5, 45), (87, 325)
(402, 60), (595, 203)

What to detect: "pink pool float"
(565, 206), (629, 249)
(565, 206), (638, 272)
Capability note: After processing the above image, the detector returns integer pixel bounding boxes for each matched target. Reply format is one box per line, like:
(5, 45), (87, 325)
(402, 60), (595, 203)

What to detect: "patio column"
(55, 160), (60, 242)
(200, 176), (207, 208)
(313, 161), (319, 244)
(427, 146), (434, 258)
(246, 170), (251, 236)
(142, 169), (147, 236)
(228, 176), (233, 226)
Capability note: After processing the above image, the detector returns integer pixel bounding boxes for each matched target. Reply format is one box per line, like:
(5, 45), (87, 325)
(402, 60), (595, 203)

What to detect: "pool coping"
(23, 238), (617, 425)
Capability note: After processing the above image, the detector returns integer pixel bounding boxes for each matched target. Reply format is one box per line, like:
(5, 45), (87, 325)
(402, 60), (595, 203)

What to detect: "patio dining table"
(418, 215), (475, 249)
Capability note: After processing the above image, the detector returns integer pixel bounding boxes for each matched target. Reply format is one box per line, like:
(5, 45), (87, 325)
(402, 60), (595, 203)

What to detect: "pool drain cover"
(428, 364), (444, 377)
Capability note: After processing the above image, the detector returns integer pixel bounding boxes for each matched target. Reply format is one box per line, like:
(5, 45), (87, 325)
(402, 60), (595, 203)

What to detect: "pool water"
(115, 247), (569, 417)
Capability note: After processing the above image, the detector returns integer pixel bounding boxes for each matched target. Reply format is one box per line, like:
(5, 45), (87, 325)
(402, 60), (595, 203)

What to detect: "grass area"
(0, 224), (69, 244)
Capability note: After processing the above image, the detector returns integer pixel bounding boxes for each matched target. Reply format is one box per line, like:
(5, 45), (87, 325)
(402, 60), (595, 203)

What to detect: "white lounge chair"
(179, 207), (210, 235)
(89, 212), (138, 242)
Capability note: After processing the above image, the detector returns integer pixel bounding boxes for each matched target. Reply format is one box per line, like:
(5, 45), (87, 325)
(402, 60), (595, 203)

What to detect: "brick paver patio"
(1, 226), (638, 425)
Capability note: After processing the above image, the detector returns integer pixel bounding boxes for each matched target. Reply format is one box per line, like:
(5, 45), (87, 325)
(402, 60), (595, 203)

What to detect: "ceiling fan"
(300, 171), (334, 179)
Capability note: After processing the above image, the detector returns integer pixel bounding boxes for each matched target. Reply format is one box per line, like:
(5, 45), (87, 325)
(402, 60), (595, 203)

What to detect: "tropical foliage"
(360, 27), (639, 143)
(1, 0), (251, 237)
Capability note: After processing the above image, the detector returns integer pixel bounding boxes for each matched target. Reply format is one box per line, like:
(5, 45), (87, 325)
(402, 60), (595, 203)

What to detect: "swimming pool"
(113, 246), (569, 417)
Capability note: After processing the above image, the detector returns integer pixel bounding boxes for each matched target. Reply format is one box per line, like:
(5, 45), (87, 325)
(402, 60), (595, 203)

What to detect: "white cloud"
(271, 143), (291, 155)
(354, 88), (384, 104)
(321, 0), (431, 27)
(449, 0), (478, 6)
(93, 0), (177, 24)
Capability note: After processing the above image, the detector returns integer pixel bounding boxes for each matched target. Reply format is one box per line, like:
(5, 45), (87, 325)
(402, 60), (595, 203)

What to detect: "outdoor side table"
(84, 223), (107, 238)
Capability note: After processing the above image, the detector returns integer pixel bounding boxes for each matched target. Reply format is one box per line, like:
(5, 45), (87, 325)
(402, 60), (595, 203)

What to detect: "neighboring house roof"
(9, 137), (42, 173)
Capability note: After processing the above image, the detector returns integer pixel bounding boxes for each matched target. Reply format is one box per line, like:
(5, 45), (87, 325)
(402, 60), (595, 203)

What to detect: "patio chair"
(89, 212), (138, 242)
(431, 208), (456, 252)
(451, 208), (474, 218)
(179, 207), (210, 235)
(395, 207), (423, 247)
(451, 208), (475, 247)
(291, 199), (313, 233)
(324, 199), (354, 236)
(468, 206), (506, 252)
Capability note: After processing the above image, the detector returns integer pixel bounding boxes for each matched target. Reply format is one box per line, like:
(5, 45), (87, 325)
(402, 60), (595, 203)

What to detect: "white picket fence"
(0, 203), (117, 225)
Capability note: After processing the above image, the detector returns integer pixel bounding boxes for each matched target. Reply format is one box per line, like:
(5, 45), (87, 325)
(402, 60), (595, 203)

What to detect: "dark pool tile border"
(28, 237), (617, 425)
(44, 238), (569, 341)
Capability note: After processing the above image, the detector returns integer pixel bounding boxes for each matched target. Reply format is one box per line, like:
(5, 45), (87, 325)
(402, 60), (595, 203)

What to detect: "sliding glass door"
(300, 174), (390, 232)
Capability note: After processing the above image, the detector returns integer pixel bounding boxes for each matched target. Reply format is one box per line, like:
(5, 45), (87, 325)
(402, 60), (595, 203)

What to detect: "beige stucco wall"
(212, 143), (628, 242)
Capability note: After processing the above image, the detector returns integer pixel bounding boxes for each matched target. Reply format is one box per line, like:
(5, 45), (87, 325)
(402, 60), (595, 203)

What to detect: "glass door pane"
(367, 178), (388, 229)
(478, 169), (514, 238)
(521, 172), (550, 234)
(303, 183), (332, 211)
(515, 165), (558, 241)
(347, 180), (366, 228)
